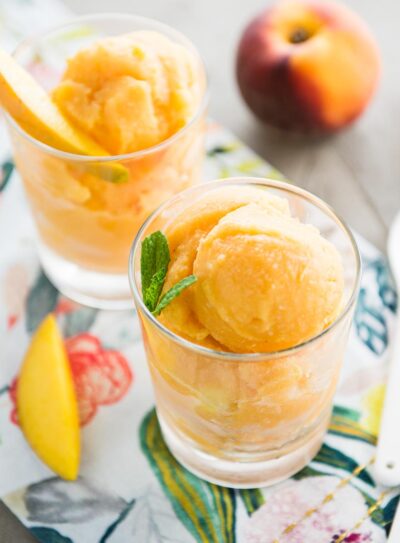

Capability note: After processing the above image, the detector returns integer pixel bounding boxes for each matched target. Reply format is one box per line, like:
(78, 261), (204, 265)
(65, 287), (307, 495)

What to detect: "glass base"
(158, 413), (329, 489)
(38, 242), (133, 310)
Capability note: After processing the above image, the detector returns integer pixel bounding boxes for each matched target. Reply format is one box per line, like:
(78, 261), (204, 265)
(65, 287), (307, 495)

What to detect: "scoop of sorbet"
(159, 186), (344, 353)
(52, 31), (203, 154)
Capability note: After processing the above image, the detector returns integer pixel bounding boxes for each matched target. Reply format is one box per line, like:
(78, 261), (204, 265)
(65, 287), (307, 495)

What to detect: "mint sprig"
(141, 231), (197, 316)
(153, 275), (197, 316)
(141, 231), (170, 311)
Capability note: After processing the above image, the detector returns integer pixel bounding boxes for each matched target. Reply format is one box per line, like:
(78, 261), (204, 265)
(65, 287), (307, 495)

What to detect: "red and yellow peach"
(236, 0), (380, 134)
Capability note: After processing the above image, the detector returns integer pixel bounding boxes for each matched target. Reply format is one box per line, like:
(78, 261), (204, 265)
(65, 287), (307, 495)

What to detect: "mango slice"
(0, 48), (128, 183)
(0, 48), (107, 155)
(17, 314), (80, 480)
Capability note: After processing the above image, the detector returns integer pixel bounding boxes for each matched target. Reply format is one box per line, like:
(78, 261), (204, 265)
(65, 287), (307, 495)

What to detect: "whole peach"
(236, 0), (380, 134)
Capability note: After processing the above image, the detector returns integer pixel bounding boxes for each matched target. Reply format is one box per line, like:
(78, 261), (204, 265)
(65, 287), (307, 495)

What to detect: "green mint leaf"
(152, 275), (197, 317)
(143, 268), (167, 312)
(141, 231), (171, 311)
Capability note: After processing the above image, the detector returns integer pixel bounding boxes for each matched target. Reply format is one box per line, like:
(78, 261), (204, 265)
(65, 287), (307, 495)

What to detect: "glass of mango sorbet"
(129, 178), (361, 488)
(5, 14), (207, 308)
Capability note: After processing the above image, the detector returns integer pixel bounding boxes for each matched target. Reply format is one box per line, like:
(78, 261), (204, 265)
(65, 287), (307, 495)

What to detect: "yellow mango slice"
(17, 314), (80, 480)
(0, 48), (128, 183)
(0, 48), (106, 155)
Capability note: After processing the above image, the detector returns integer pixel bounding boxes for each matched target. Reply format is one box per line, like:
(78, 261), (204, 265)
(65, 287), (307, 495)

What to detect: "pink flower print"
(9, 333), (133, 427)
(8, 377), (18, 425)
(244, 476), (386, 543)
(331, 533), (372, 542)
(66, 333), (133, 426)
(7, 315), (18, 329)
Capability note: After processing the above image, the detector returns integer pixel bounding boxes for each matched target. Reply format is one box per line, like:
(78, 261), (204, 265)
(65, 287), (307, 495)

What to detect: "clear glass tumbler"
(129, 178), (361, 488)
(5, 14), (207, 309)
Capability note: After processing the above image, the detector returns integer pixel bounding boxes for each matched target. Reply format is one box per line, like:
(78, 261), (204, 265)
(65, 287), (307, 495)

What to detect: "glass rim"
(128, 177), (362, 361)
(6, 12), (209, 162)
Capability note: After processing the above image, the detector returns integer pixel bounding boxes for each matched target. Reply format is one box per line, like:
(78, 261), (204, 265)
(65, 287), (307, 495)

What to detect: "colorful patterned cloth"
(0, 1), (399, 542)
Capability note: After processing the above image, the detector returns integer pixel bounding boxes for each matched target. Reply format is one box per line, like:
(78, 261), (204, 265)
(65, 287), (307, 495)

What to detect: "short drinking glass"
(6, 14), (207, 308)
(129, 178), (361, 488)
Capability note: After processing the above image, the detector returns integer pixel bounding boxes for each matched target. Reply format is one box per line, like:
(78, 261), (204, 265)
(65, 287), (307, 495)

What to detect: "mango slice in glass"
(0, 48), (128, 183)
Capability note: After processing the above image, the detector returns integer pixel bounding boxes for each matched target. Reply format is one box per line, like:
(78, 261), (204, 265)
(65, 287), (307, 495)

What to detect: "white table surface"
(1, 0), (398, 540)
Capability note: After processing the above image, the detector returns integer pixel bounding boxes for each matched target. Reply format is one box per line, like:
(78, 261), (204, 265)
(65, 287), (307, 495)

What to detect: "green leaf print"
(0, 385), (9, 396)
(293, 465), (328, 480)
(98, 499), (136, 543)
(140, 409), (236, 543)
(368, 258), (397, 313)
(329, 405), (376, 445)
(236, 159), (264, 174)
(332, 405), (361, 422)
(63, 307), (98, 337)
(25, 271), (58, 333)
(362, 491), (386, 529)
(382, 495), (400, 535)
(207, 144), (238, 157)
(25, 477), (126, 524)
(238, 489), (265, 516)
(30, 527), (73, 543)
(99, 490), (190, 543)
(313, 444), (375, 486)
(359, 488), (400, 534)
(355, 288), (388, 355)
(0, 159), (14, 192)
